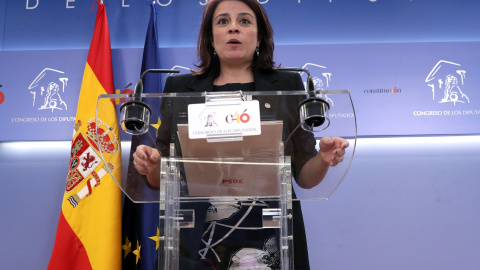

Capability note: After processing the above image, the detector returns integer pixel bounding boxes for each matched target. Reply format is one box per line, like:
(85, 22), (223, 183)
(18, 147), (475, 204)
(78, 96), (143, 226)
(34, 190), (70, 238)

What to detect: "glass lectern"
(96, 90), (356, 270)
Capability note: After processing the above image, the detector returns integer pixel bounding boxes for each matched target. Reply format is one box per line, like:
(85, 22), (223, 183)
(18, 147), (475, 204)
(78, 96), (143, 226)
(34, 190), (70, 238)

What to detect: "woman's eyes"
(216, 17), (252, 25)
(239, 18), (251, 24)
(217, 18), (229, 25)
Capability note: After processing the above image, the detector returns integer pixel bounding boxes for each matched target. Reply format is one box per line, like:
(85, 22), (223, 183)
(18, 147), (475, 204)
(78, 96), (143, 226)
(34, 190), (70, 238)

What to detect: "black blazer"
(157, 69), (314, 269)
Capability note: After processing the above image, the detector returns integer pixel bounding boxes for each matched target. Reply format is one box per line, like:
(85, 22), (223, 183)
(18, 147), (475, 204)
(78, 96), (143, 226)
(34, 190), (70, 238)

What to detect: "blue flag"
(122, 2), (161, 270)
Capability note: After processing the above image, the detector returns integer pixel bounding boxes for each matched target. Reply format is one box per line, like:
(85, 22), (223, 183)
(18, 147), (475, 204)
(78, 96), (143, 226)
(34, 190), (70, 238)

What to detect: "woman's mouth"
(227, 39), (241, 44)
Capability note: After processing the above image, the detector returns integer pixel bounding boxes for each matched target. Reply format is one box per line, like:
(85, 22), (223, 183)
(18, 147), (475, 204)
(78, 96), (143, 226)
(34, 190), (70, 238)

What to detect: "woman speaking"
(132, 0), (348, 269)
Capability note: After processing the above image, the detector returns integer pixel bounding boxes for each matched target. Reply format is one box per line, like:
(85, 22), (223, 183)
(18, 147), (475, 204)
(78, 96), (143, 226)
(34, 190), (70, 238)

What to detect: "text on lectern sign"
(187, 100), (261, 139)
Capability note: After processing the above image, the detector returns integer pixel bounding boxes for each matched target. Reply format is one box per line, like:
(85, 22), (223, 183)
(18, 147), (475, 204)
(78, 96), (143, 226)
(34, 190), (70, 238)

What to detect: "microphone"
(277, 67), (330, 132)
(119, 69), (179, 135)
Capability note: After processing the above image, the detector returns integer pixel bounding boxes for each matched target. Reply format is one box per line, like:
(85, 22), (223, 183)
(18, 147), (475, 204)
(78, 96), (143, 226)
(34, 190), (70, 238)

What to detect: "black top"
(213, 82), (255, 92)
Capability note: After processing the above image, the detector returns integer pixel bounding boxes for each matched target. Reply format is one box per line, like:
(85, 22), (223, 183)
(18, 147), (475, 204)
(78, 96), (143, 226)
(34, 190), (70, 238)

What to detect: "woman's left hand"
(319, 136), (349, 167)
(297, 136), (350, 189)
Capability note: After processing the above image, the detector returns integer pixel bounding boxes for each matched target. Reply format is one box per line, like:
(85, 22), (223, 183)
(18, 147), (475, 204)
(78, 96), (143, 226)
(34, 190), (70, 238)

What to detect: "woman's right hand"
(132, 145), (161, 187)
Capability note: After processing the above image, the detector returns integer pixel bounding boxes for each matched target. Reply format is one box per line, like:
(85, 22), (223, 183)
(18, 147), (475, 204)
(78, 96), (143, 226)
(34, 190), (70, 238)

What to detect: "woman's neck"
(214, 64), (254, 86)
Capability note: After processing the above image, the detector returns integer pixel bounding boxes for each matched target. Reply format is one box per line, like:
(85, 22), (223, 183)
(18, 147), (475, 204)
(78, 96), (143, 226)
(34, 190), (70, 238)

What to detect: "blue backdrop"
(1, 1), (480, 270)
(1, 0), (479, 141)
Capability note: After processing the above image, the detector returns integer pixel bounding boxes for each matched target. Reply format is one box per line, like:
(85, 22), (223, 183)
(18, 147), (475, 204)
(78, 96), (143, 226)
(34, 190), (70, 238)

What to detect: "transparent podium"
(96, 90), (356, 270)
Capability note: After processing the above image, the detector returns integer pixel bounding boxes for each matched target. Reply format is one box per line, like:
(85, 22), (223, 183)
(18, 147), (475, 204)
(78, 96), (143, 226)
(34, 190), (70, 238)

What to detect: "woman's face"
(211, 0), (260, 67)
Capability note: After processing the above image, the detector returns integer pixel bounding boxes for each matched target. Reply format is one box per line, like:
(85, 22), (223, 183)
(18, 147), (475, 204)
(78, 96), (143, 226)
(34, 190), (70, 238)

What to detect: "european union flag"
(122, 2), (161, 270)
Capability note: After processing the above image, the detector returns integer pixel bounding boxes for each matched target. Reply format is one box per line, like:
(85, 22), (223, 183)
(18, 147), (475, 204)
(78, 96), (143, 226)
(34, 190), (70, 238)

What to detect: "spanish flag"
(48, 2), (121, 269)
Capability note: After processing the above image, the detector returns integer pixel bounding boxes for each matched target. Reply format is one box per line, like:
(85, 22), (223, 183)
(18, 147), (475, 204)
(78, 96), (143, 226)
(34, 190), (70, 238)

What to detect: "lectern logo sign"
(188, 101), (261, 139)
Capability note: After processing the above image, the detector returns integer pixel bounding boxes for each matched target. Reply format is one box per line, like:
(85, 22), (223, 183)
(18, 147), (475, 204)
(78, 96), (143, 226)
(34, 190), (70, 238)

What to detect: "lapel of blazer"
(185, 73), (216, 92)
(253, 69), (280, 92)
(253, 70), (281, 116)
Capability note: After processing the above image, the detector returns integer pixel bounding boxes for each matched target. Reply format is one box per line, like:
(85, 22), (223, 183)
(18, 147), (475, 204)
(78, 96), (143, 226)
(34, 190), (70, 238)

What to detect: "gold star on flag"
(151, 117), (161, 132)
(132, 240), (141, 264)
(148, 227), (160, 251)
(122, 237), (132, 259)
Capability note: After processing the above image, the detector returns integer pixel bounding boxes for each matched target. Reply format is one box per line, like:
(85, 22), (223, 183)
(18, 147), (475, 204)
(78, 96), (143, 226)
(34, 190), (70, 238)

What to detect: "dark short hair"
(194, 0), (275, 77)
